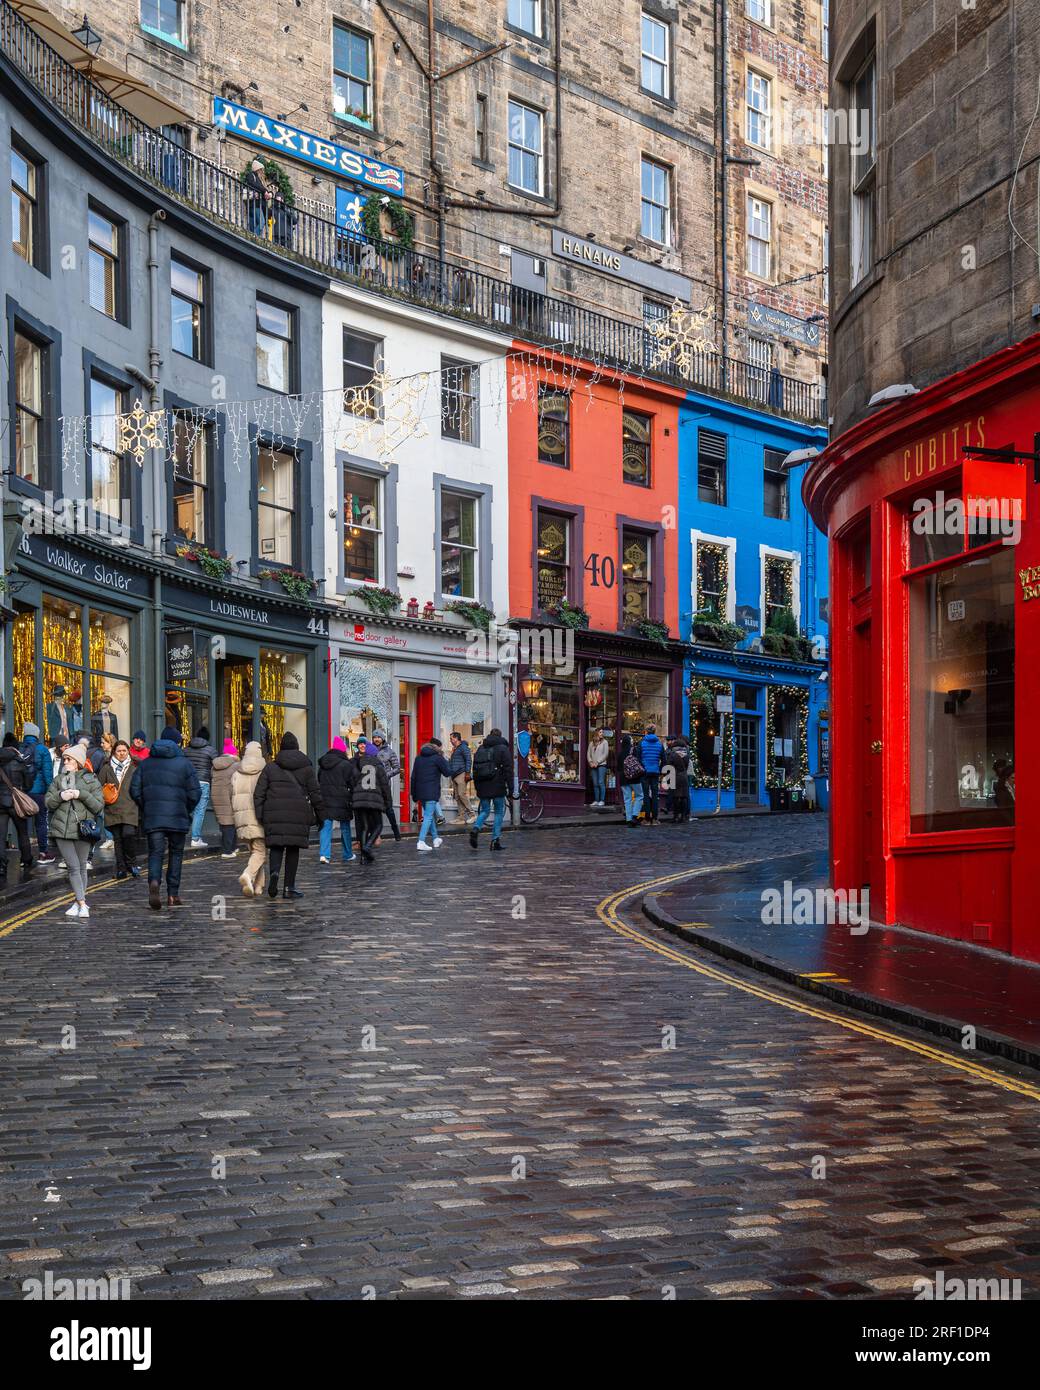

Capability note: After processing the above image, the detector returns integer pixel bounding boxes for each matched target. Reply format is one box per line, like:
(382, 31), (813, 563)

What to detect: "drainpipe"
(718, 0), (729, 385)
(147, 214), (165, 735)
(428, 0), (446, 264)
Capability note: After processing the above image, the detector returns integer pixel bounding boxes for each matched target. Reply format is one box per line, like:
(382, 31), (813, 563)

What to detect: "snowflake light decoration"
(343, 370), (430, 462)
(646, 298), (715, 377)
(117, 398), (165, 463)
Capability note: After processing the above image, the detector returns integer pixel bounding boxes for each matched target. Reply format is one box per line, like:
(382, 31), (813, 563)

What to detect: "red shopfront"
(803, 335), (1040, 961)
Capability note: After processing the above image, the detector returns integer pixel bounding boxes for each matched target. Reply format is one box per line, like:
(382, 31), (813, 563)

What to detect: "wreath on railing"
(445, 599), (496, 633)
(360, 194), (415, 251)
(240, 157), (295, 206)
(258, 567), (317, 600)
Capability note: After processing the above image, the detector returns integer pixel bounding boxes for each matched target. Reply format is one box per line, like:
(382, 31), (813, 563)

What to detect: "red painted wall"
(507, 348), (682, 633)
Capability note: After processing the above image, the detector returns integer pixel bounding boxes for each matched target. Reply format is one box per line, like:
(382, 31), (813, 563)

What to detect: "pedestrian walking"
(587, 727), (610, 807)
(351, 740), (393, 863)
(185, 726), (216, 848)
(231, 741), (267, 897)
(18, 720), (55, 863)
(410, 737), (453, 851)
(129, 725), (201, 911)
(617, 729), (645, 826)
(252, 732), (325, 899)
(0, 731), (35, 882)
(45, 743), (104, 919)
(448, 730), (476, 823)
(664, 736), (691, 823)
(317, 736), (356, 864)
(129, 731), (150, 763)
(468, 728), (512, 851)
(371, 730), (403, 842)
(639, 723), (663, 824)
(211, 739), (241, 858)
(97, 739), (141, 879)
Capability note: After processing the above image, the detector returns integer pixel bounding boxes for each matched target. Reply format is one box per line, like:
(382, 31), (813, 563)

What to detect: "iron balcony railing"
(0, 0), (826, 424)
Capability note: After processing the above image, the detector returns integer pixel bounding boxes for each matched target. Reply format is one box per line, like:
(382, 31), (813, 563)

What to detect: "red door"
(852, 615), (881, 889)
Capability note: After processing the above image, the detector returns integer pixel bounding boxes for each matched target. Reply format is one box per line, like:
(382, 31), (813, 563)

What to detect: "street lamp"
(779, 446), (821, 471)
(72, 14), (103, 54)
(520, 674), (543, 700)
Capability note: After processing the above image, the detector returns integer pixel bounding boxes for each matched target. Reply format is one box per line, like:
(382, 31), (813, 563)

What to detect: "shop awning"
(9, 1), (193, 127)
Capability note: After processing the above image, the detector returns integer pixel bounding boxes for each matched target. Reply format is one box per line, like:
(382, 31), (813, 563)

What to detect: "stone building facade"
(50, 0), (827, 388)
(828, 0), (1040, 435)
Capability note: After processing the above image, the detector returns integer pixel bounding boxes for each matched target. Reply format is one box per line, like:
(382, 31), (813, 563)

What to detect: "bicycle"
(516, 778), (545, 825)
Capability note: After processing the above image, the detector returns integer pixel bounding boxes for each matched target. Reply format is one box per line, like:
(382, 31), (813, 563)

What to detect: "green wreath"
(360, 194), (414, 250)
(240, 157), (295, 206)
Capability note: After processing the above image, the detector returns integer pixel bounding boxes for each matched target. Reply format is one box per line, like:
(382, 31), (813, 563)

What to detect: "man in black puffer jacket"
(0, 731), (34, 881)
(130, 726), (202, 910)
(469, 728), (512, 852)
(317, 737), (355, 864)
(253, 732), (324, 899)
(409, 739), (453, 851)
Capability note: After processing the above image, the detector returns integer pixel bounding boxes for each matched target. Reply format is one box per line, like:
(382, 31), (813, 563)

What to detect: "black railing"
(0, 0), (825, 424)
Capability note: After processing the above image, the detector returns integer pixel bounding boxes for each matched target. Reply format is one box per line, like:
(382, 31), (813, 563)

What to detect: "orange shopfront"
(803, 335), (1040, 960)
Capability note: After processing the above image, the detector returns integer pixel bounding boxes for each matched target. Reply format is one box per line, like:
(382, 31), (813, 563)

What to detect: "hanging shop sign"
(551, 230), (692, 301)
(212, 98), (405, 195)
(164, 628), (201, 684)
(336, 186), (365, 234)
(747, 303), (820, 346)
(16, 533), (151, 598)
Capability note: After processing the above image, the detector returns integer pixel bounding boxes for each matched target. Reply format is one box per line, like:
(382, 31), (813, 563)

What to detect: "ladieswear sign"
(212, 98), (405, 196)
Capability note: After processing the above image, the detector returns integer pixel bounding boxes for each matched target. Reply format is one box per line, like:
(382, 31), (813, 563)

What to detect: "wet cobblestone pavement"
(2, 814), (1039, 1301)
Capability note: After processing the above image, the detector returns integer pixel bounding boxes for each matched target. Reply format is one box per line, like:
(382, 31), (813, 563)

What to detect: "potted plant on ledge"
(445, 599), (496, 633)
(691, 608), (745, 649)
(258, 568), (318, 601)
(176, 544), (233, 582)
(545, 599), (590, 631)
(348, 585), (402, 617)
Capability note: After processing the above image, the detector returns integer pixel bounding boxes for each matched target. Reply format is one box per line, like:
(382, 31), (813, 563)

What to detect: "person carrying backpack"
(617, 729), (645, 826)
(639, 723), (664, 825)
(469, 728), (512, 851)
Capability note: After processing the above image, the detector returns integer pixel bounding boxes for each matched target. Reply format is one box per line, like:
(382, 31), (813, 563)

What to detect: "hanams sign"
(213, 98), (405, 196)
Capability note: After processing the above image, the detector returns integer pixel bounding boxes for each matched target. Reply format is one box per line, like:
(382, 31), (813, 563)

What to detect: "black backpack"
(472, 743), (498, 782)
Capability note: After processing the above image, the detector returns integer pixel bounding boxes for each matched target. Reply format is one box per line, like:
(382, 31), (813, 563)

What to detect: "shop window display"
(689, 679), (734, 789)
(11, 610), (35, 739)
(440, 668), (493, 753)
(620, 667), (669, 734)
(766, 685), (809, 786)
(339, 655), (393, 745)
(261, 648), (308, 754)
(908, 547), (1014, 831)
(525, 666), (580, 782)
(38, 595), (135, 744)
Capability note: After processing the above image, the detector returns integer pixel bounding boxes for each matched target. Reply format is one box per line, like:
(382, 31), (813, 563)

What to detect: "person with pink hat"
(317, 735), (355, 863)
(210, 739), (242, 858)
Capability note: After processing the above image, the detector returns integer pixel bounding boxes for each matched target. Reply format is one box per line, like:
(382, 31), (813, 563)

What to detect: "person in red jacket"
(129, 731), (151, 762)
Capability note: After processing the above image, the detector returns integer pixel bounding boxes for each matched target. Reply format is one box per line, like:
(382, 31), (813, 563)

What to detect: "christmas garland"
(361, 195), (415, 251)
(240, 157), (295, 206)
(765, 685), (810, 788)
(688, 677), (733, 789)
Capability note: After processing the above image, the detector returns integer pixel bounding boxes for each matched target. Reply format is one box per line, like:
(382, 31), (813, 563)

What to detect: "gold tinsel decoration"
(12, 611), (36, 739)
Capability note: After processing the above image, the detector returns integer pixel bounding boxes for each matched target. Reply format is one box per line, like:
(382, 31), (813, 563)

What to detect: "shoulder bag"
(0, 765), (39, 819)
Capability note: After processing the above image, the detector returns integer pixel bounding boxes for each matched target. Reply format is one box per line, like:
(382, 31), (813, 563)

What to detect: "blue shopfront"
(678, 390), (829, 809)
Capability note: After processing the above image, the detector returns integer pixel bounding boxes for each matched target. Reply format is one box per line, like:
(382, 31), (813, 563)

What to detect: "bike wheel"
(520, 783), (545, 825)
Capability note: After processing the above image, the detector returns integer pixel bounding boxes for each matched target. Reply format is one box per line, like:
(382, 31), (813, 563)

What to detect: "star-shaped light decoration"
(646, 298), (715, 377)
(343, 370), (430, 462)
(116, 398), (165, 463)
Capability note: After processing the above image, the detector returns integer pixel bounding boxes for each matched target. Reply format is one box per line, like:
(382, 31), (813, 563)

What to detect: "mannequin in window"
(91, 692), (118, 743)
(46, 685), (81, 743)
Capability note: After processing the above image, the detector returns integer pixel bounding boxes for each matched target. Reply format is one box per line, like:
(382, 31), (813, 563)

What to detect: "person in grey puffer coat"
(184, 726), (216, 847)
(370, 729), (402, 843)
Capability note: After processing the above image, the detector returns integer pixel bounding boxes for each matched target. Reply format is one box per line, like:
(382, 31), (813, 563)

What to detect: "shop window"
(170, 415), (211, 545)
(257, 445), (297, 565)
(261, 648), (308, 755)
(440, 668), (494, 755)
(256, 297), (294, 394)
(536, 509), (571, 610)
(333, 23), (373, 126)
(583, 664), (618, 747)
(524, 666), (580, 782)
(88, 204), (124, 321)
(89, 376), (130, 528)
(441, 357), (479, 443)
(344, 467), (382, 583)
(39, 596), (134, 746)
(689, 680), (732, 789)
(907, 488), (968, 570)
(338, 655), (394, 746)
(621, 667), (669, 734)
(621, 528), (653, 624)
(13, 329), (47, 487)
(537, 387), (569, 467)
(697, 428), (727, 505)
(440, 490), (479, 599)
(171, 256), (208, 362)
(734, 683), (759, 711)
(764, 554), (795, 629)
(908, 547), (1014, 832)
(767, 686), (807, 786)
(622, 410), (652, 486)
(696, 540), (730, 617)
(343, 329), (382, 415)
(11, 142), (45, 270)
(763, 447), (789, 519)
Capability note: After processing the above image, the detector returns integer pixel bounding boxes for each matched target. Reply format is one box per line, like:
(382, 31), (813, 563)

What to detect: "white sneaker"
(65, 902), (81, 917)
(220, 850), (239, 859)
(432, 837), (443, 848)
(190, 838), (207, 849)
(86, 859), (95, 871)
(319, 856), (330, 864)
(99, 839), (114, 851)
(416, 841), (433, 852)
(78, 903), (89, 920)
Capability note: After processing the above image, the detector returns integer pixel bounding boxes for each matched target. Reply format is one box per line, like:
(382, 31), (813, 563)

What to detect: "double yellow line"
(597, 863), (1040, 1104)
(0, 870), (134, 938)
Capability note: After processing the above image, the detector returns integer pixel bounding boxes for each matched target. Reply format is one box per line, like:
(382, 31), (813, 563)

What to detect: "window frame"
(170, 250), (210, 365)
(140, 0), (187, 48)
(640, 12), (671, 100)
(11, 136), (48, 274)
(255, 293), (298, 395)
(507, 98), (545, 197)
(87, 200), (127, 324)
(254, 437), (302, 571)
(760, 545), (800, 631)
(850, 55), (877, 287)
(640, 155), (671, 246)
(85, 366), (133, 536)
(745, 0), (772, 26)
(763, 446), (790, 520)
(532, 498), (584, 617)
(697, 428), (728, 507)
(617, 519), (664, 628)
(332, 20), (374, 128)
(438, 489), (480, 603)
(621, 408), (653, 488)
(746, 70), (772, 151)
(343, 463), (384, 586)
(342, 326), (383, 416)
(746, 192), (773, 280)
(440, 356), (480, 445)
(7, 302), (60, 499)
(693, 532), (737, 624)
(475, 92), (490, 165)
(537, 385), (570, 468)
(506, 0), (543, 38)
(434, 475), (493, 607)
(167, 411), (215, 550)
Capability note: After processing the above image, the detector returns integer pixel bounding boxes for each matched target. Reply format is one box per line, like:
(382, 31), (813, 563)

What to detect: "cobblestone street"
(2, 815), (1039, 1301)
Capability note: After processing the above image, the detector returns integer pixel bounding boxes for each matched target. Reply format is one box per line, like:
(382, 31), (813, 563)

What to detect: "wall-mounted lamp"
(72, 13), (102, 54)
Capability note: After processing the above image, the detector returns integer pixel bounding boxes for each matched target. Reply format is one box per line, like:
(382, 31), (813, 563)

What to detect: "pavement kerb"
(641, 889), (1040, 1074)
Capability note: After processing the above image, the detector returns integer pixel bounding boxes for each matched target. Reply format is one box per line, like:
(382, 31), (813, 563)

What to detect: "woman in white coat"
(231, 741), (266, 896)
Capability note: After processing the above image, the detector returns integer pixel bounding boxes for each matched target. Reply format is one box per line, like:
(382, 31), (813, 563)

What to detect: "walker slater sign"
(551, 230), (692, 301)
(212, 98), (405, 195)
(165, 628), (200, 684)
(17, 533), (151, 598)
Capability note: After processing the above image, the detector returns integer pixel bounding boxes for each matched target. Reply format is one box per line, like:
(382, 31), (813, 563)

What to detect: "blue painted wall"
(678, 391), (829, 809)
